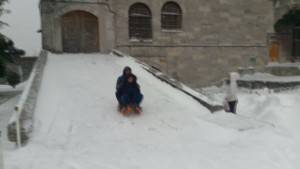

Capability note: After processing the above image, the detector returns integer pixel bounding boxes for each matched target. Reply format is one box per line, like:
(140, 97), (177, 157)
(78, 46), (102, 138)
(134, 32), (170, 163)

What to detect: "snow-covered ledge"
(112, 50), (223, 112)
(7, 50), (48, 146)
(238, 72), (300, 91)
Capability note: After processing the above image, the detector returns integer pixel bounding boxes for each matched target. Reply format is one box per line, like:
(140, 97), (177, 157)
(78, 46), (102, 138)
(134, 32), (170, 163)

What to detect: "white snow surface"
(4, 53), (300, 169)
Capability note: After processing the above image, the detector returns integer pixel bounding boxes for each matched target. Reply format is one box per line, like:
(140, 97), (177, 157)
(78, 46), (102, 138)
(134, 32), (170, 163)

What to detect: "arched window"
(161, 2), (182, 30)
(129, 3), (152, 39)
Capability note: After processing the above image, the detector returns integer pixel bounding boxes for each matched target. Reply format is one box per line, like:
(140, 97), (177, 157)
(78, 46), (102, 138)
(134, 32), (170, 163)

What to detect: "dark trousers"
(120, 93), (143, 107)
(116, 91), (122, 104)
(228, 101), (237, 114)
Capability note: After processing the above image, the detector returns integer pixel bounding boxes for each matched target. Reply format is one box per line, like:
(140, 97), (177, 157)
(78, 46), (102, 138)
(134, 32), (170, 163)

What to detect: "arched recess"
(161, 1), (182, 30)
(62, 10), (99, 53)
(275, 10), (300, 59)
(129, 3), (152, 39)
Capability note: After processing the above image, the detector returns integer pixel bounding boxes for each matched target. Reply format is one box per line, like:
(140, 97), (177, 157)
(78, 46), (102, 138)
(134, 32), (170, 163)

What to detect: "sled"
(119, 105), (142, 116)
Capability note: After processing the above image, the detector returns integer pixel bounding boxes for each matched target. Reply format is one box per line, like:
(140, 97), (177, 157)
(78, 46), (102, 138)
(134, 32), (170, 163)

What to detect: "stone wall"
(114, 0), (274, 45)
(40, 0), (275, 87)
(16, 57), (37, 81)
(7, 51), (48, 145)
(237, 80), (300, 90)
(119, 46), (268, 87)
(40, 0), (115, 53)
(113, 0), (274, 87)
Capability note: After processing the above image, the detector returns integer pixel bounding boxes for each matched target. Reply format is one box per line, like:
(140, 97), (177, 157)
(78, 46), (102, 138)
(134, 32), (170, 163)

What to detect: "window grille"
(161, 2), (182, 30)
(129, 3), (152, 39)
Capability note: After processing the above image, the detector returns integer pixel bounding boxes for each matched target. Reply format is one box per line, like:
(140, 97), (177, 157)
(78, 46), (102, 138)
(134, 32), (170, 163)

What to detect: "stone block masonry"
(7, 51), (48, 145)
(40, 0), (275, 88)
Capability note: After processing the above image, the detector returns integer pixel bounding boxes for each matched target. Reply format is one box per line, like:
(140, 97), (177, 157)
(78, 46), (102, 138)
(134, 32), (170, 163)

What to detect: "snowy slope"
(4, 53), (300, 169)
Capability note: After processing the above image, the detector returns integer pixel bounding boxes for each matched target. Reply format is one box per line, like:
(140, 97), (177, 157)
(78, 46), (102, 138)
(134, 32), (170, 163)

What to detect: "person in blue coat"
(116, 66), (132, 107)
(119, 74), (143, 113)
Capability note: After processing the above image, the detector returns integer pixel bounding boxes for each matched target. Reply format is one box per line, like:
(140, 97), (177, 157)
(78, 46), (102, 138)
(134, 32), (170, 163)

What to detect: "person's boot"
(118, 104), (122, 112)
(121, 106), (129, 116)
(127, 105), (134, 114)
(132, 105), (142, 114)
(135, 107), (142, 114)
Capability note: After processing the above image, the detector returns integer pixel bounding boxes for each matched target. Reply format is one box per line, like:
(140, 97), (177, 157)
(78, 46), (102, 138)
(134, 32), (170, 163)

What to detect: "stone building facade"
(40, 0), (276, 87)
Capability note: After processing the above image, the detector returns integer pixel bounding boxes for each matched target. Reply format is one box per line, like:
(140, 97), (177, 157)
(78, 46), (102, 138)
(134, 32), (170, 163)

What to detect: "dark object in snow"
(228, 101), (237, 114)
(0, 33), (25, 62)
(0, 33), (25, 86)
(6, 71), (21, 88)
(116, 68), (143, 116)
(119, 74), (143, 107)
(116, 66), (132, 105)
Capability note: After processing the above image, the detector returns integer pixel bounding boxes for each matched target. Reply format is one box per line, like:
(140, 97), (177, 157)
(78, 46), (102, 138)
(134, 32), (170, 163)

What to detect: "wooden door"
(293, 27), (300, 59)
(269, 42), (280, 62)
(62, 11), (99, 53)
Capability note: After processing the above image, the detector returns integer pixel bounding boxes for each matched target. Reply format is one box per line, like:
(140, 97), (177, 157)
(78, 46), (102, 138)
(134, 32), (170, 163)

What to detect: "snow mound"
(4, 53), (300, 169)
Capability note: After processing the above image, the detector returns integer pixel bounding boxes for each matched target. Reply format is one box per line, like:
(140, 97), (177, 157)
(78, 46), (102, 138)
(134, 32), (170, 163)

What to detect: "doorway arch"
(62, 10), (99, 53)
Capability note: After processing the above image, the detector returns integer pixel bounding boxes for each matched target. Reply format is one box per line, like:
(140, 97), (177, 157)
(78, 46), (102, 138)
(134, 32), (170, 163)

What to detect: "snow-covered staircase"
(237, 62), (300, 90)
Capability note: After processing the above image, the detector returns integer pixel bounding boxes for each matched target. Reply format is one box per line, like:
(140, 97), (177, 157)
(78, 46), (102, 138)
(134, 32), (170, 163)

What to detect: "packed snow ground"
(4, 53), (300, 169)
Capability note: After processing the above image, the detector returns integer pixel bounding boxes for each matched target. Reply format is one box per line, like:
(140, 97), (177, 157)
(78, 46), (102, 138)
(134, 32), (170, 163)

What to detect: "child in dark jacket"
(116, 66), (132, 106)
(119, 74), (143, 113)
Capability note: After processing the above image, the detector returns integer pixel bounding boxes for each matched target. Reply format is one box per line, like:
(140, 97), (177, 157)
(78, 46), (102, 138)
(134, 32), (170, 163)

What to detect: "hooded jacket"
(120, 74), (141, 98)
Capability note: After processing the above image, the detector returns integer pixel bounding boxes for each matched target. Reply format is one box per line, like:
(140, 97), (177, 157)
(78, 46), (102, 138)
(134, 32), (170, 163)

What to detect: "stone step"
(265, 62), (300, 76)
